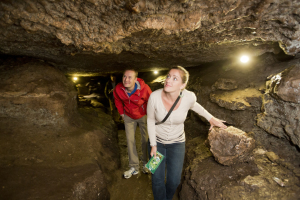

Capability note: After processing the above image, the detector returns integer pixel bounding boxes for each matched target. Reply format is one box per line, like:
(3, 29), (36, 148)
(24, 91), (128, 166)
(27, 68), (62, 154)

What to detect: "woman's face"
(164, 69), (186, 93)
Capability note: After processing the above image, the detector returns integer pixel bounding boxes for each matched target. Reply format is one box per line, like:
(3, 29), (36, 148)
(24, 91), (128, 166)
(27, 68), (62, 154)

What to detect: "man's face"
(123, 70), (137, 89)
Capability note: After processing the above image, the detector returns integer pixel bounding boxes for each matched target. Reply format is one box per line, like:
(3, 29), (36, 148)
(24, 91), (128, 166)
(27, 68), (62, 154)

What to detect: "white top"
(147, 89), (213, 146)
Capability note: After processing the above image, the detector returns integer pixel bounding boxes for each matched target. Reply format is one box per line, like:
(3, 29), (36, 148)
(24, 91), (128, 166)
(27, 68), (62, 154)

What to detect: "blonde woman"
(147, 66), (227, 200)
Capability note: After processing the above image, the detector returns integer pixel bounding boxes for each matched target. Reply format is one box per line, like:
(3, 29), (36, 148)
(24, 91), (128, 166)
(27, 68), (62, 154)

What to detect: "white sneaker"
(142, 165), (150, 174)
(124, 167), (139, 179)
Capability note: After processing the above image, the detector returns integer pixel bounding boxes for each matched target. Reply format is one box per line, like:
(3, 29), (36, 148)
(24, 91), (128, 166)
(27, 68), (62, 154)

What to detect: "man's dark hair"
(123, 68), (138, 78)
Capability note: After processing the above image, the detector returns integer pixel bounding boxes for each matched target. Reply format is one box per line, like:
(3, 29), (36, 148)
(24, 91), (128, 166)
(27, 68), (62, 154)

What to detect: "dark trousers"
(148, 141), (185, 200)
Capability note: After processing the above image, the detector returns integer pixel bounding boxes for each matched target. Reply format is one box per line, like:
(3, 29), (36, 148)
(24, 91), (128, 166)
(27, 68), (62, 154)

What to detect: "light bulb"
(240, 55), (249, 63)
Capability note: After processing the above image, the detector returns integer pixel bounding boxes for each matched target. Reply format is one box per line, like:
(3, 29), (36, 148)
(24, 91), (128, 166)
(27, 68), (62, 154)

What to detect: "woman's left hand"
(209, 117), (227, 130)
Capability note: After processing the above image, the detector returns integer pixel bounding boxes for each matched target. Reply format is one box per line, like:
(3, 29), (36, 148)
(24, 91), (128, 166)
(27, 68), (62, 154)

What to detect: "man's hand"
(121, 114), (124, 120)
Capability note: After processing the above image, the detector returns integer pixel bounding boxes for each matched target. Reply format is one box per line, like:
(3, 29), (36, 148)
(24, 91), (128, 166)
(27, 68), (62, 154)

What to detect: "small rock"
(266, 151), (279, 162)
(212, 78), (238, 90)
(272, 177), (285, 187)
(253, 148), (267, 155)
(208, 126), (255, 166)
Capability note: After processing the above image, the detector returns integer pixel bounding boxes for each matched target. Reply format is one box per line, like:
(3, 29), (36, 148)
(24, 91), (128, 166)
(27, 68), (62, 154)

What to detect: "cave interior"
(0, 0), (300, 199)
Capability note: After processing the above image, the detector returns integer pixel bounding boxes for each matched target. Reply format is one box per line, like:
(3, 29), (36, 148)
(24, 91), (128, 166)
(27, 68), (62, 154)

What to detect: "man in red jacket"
(113, 69), (152, 179)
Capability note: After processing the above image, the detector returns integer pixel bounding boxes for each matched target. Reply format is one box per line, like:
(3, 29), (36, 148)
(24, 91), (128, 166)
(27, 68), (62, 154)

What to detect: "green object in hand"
(145, 151), (164, 174)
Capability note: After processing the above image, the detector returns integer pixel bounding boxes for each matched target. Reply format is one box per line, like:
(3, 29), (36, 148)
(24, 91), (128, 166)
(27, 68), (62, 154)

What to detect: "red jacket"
(113, 78), (152, 119)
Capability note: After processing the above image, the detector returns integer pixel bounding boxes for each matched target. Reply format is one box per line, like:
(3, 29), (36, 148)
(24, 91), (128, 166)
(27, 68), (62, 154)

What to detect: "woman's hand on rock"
(209, 117), (227, 130)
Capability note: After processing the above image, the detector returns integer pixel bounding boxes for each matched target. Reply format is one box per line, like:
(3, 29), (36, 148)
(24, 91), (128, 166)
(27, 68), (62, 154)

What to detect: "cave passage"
(0, 53), (300, 200)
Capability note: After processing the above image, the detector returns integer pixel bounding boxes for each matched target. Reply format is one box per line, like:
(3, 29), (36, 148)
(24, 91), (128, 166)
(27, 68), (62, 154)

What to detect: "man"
(104, 74), (118, 121)
(113, 69), (152, 178)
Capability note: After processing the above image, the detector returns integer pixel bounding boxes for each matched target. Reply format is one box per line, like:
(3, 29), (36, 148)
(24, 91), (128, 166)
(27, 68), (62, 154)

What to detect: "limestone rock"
(212, 78), (238, 91)
(208, 126), (255, 166)
(210, 88), (262, 110)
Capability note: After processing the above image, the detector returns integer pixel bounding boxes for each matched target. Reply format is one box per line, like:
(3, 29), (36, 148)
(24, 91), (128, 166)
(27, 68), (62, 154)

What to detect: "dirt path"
(109, 128), (153, 200)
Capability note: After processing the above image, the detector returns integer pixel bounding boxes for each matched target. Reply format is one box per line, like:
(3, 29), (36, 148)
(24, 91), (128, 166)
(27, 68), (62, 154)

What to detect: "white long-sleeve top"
(147, 89), (213, 146)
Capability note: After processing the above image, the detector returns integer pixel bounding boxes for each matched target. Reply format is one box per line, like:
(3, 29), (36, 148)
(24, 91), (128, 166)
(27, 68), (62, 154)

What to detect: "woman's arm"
(190, 92), (227, 130)
(190, 101), (213, 122)
(147, 94), (157, 157)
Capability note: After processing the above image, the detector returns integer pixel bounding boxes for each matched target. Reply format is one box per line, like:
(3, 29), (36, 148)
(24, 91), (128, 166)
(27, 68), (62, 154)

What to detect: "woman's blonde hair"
(170, 66), (189, 85)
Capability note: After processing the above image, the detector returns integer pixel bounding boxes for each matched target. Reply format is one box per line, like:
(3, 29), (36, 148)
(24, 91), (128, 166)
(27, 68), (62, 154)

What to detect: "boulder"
(208, 126), (255, 165)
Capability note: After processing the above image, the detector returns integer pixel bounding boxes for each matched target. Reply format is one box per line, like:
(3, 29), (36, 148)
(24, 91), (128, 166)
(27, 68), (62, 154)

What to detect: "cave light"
(240, 55), (250, 63)
(73, 77), (78, 81)
(154, 70), (158, 74)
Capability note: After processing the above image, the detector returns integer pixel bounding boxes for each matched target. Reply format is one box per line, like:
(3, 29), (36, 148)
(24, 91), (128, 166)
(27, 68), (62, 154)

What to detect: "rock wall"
(0, 59), (78, 127)
(0, 59), (120, 199)
(257, 64), (300, 148)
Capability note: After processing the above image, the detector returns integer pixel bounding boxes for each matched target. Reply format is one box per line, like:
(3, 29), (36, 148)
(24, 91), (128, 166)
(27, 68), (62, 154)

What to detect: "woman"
(147, 66), (227, 200)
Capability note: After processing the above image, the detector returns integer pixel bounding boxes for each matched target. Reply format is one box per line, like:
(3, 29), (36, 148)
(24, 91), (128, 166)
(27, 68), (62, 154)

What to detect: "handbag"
(155, 92), (182, 125)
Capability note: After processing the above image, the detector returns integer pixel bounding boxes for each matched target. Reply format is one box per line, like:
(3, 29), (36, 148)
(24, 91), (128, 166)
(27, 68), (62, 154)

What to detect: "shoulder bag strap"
(155, 92), (182, 125)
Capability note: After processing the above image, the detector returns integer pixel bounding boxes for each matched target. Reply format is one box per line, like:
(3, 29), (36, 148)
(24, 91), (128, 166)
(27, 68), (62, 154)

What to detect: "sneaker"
(142, 165), (150, 174)
(124, 167), (139, 179)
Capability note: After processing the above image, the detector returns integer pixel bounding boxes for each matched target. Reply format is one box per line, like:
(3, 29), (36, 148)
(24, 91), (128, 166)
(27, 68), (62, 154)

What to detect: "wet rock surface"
(208, 126), (255, 166)
(0, 0), (299, 73)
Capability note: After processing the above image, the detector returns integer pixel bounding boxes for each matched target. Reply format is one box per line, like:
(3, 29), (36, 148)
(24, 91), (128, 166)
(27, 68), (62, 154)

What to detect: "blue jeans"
(148, 141), (185, 200)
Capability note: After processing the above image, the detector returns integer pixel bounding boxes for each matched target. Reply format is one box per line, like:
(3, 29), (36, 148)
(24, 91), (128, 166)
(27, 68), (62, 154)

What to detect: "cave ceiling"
(0, 0), (299, 76)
